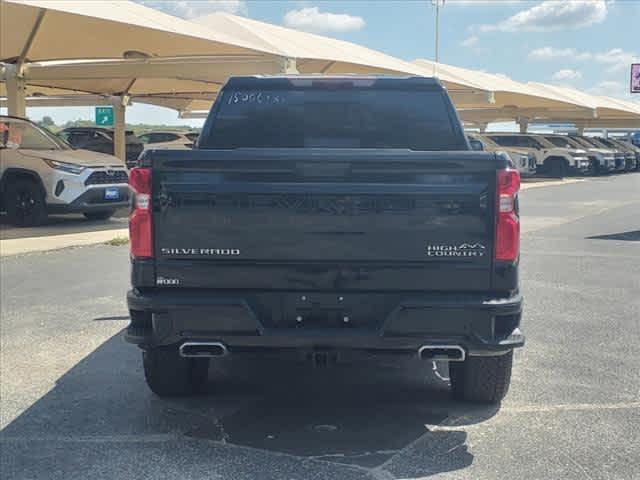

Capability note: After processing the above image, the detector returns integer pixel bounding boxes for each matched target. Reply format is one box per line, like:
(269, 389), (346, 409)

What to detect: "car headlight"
(43, 159), (86, 175)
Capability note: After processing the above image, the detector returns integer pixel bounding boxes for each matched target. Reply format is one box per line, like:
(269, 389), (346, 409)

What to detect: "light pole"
(431, 0), (445, 75)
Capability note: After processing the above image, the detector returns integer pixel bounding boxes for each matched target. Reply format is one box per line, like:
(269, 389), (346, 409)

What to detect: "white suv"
(467, 133), (536, 176)
(486, 133), (591, 177)
(0, 116), (130, 227)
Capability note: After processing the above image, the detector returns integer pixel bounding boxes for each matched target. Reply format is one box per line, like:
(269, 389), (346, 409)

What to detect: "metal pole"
(431, 0), (444, 75)
(435, 3), (440, 64)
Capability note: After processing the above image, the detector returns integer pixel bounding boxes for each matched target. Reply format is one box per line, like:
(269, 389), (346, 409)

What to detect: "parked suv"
(59, 127), (143, 169)
(486, 133), (591, 177)
(595, 137), (638, 171)
(0, 116), (129, 226)
(541, 134), (615, 175)
(467, 133), (536, 176)
(571, 136), (627, 172)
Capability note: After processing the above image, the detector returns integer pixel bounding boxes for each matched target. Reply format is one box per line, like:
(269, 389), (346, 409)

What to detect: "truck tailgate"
(151, 149), (502, 291)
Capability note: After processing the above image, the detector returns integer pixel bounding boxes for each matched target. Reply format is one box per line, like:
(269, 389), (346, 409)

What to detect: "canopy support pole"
(280, 57), (298, 74)
(111, 96), (128, 161)
(517, 118), (529, 134)
(575, 124), (585, 136)
(4, 64), (27, 117)
(17, 8), (47, 74)
(479, 122), (488, 133)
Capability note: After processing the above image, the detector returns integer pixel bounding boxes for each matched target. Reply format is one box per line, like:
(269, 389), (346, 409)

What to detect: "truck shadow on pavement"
(586, 230), (640, 241)
(1, 330), (499, 479)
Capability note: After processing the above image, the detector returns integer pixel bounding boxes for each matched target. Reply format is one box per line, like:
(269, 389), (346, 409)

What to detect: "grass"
(104, 236), (129, 247)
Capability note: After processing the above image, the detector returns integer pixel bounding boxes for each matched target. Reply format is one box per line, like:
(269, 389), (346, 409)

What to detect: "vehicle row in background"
(59, 127), (144, 169)
(1, 116), (130, 227)
(468, 132), (639, 177)
(59, 129), (200, 169)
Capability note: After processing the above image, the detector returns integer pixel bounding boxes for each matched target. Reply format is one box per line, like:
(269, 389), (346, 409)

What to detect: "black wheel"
(4, 179), (47, 227)
(449, 351), (513, 404)
(547, 158), (567, 178)
(143, 344), (209, 397)
(83, 210), (116, 221)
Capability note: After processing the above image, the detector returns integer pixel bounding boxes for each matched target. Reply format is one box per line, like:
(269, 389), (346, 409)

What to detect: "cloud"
(593, 48), (638, 73)
(551, 69), (582, 81)
(528, 47), (591, 61)
(480, 0), (608, 32)
(136, 0), (248, 19)
(528, 46), (638, 74)
(283, 7), (365, 33)
(460, 35), (479, 48)
(587, 81), (632, 100)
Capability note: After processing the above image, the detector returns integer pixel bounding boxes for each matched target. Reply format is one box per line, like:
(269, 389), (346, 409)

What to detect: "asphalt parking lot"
(1, 173), (639, 480)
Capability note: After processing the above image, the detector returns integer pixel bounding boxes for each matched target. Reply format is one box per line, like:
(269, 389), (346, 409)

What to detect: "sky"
(12, 0), (639, 127)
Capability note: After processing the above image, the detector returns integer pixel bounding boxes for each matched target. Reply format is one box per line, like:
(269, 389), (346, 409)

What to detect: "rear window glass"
(201, 88), (465, 151)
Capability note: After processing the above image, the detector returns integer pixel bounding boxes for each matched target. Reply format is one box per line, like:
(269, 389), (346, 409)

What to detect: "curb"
(0, 228), (129, 257)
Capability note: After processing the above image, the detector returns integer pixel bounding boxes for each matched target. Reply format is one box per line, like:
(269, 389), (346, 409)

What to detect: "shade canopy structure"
(1, 0), (494, 105)
(1, 0), (498, 160)
(190, 12), (493, 107)
(411, 59), (640, 129)
(0, 0), (276, 63)
(528, 83), (640, 121)
(460, 82), (640, 130)
(412, 58), (606, 131)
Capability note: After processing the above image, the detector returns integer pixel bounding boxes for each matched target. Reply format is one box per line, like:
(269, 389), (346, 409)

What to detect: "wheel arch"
(0, 168), (47, 198)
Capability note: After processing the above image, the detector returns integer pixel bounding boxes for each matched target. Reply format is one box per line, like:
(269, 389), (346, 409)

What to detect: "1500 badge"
(426, 243), (486, 257)
(161, 248), (240, 256)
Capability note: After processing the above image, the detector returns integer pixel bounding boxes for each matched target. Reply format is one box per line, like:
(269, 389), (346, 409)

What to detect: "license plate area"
(279, 293), (387, 330)
(104, 188), (120, 200)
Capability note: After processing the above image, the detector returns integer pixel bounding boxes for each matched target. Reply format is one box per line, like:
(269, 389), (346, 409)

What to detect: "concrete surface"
(0, 173), (639, 479)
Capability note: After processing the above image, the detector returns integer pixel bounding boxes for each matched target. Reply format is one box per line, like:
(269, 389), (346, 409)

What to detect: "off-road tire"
(83, 210), (116, 221)
(143, 345), (209, 397)
(4, 179), (48, 227)
(449, 351), (513, 404)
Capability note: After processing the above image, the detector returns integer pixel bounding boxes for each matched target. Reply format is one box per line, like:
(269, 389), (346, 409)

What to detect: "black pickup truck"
(126, 76), (524, 403)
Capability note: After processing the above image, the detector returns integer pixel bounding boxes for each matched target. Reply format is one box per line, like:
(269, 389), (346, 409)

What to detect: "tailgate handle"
(296, 163), (351, 178)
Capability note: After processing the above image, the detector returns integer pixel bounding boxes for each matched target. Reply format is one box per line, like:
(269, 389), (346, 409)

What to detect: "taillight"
(129, 167), (153, 259)
(494, 169), (520, 262)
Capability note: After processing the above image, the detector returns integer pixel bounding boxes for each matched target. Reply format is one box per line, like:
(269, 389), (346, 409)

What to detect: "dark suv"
(59, 127), (143, 168)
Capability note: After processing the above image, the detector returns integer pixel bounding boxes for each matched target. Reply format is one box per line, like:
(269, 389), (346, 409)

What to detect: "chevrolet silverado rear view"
(126, 76), (524, 403)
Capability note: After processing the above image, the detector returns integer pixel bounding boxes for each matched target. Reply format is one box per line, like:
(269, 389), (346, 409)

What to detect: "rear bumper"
(126, 289), (524, 357)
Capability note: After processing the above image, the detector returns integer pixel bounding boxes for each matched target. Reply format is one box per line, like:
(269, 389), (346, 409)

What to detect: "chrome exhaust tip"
(179, 342), (228, 358)
(418, 345), (466, 362)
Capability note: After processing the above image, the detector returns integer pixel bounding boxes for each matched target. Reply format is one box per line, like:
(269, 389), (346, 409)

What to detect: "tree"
(40, 116), (55, 127)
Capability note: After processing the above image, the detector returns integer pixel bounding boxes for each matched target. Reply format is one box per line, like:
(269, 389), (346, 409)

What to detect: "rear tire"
(83, 210), (116, 221)
(4, 179), (48, 227)
(143, 345), (209, 397)
(449, 351), (513, 404)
